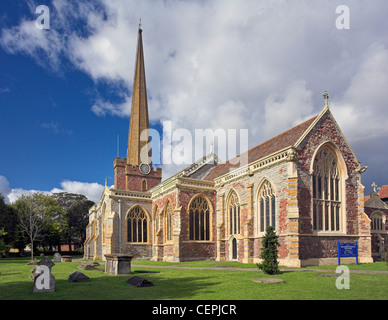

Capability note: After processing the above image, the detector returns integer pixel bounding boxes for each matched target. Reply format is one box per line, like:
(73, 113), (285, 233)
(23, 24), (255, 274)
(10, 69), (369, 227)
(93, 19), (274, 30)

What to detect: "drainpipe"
(118, 199), (122, 254)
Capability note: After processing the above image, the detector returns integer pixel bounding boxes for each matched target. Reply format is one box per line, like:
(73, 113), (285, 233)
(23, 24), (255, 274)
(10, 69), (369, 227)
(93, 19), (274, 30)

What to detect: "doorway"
(232, 237), (237, 260)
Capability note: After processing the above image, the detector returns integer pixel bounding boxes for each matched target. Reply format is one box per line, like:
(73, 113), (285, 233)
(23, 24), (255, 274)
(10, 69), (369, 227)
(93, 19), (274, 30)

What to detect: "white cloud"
(0, 176), (11, 202)
(51, 180), (104, 203)
(263, 80), (314, 139)
(332, 44), (388, 142)
(0, 175), (104, 204)
(91, 97), (131, 118)
(1, 0), (388, 190)
(0, 19), (65, 71)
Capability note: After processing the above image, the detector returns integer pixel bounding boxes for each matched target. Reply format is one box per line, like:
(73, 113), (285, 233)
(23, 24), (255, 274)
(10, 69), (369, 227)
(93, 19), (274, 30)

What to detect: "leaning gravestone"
(68, 271), (90, 282)
(53, 252), (62, 263)
(39, 257), (55, 270)
(78, 261), (100, 270)
(33, 257), (55, 293)
(126, 276), (154, 287)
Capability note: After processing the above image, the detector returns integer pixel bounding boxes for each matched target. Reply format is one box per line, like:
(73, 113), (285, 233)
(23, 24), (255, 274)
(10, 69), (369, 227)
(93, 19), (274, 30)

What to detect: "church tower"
(114, 26), (162, 192)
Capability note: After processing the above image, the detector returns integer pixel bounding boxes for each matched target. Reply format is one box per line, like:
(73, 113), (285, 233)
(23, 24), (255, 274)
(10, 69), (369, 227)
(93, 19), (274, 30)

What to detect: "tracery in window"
(312, 147), (341, 231)
(153, 205), (159, 242)
(371, 211), (385, 231)
(189, 195), (210, 241)
(127, 206), (148, 243)
(165, 201), (173, 242)
(258, 180), (276, 232)
(228, 191), (240, 235)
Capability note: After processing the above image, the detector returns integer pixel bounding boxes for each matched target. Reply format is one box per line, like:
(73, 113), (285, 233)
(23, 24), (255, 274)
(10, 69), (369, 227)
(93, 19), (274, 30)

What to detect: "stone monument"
(33, 257), (55, 293)
(105, 254), (133, 275)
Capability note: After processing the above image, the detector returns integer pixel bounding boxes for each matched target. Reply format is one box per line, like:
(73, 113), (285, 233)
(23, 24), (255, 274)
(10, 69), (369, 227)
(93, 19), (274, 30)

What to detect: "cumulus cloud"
(0, 175), (104, 204)
(51, 180), (104, 203)
(0, 176), (11, 202)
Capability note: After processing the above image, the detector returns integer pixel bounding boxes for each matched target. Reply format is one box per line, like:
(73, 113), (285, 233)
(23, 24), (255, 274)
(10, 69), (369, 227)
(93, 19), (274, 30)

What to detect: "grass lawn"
(0, 257), (387, 300)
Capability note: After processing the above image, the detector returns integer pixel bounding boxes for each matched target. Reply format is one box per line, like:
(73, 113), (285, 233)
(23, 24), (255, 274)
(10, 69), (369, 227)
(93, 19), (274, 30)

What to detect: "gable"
(294, 107), (359, 164)
(365, 191), (388, 210)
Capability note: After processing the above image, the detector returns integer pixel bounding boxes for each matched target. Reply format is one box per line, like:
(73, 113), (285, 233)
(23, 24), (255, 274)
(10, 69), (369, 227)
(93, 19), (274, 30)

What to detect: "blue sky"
(0, 0), (387, 203)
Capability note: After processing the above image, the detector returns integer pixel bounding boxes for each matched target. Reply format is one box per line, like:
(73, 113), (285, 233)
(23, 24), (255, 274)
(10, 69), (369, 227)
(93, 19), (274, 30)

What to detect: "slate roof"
(204, 115), (318, 181)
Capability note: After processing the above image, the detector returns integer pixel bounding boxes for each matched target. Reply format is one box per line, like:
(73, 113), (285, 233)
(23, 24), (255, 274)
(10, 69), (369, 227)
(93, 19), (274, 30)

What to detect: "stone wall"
(296, 111), (372, 264)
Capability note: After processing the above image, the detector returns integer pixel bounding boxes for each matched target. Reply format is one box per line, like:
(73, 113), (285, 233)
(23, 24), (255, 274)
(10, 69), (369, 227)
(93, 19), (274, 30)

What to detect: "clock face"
(139, 163), (151, 175)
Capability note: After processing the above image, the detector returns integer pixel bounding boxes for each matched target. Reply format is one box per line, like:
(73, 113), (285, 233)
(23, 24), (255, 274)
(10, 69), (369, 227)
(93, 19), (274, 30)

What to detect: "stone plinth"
(105, 254), (133, 275)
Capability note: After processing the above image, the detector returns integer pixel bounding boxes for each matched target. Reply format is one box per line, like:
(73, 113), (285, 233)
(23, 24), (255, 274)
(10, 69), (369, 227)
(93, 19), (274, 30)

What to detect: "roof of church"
(365, 185), (388, 202)
(203, 115), (318, 181)
(379, 185), (388, 199)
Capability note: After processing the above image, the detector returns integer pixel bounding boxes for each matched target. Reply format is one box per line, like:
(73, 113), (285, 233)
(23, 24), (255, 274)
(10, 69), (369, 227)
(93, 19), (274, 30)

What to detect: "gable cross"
(323, 91), (329, 108)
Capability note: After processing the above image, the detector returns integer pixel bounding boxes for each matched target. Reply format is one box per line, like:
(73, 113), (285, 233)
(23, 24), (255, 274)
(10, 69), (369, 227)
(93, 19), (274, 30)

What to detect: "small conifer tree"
(257, 226), (280, 275)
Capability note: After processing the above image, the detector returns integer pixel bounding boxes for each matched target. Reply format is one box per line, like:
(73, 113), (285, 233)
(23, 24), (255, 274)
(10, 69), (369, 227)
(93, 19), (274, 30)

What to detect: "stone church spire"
(127, 26), (151, 166)
(113, 25), (161, 192)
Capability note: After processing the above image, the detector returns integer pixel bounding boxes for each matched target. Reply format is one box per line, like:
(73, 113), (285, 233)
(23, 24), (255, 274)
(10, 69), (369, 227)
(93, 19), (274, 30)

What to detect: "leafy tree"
(52, 192), (94, 251)
(0, 228), (11, 256)
(0, 193), (19, 250)
(66, 198), (94, 246)
(257, 226), (280, 275)
(13, 193), (65, 260)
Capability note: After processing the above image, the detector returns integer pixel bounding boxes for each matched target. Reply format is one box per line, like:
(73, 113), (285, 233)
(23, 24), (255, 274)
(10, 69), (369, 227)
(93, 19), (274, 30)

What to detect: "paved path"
(74, 259), (388, 274)
(131, 264), (388, 274)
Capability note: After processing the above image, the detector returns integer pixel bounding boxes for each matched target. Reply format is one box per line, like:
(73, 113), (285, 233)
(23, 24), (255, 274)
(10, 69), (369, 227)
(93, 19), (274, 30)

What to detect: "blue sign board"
(337, 241), (358, 265)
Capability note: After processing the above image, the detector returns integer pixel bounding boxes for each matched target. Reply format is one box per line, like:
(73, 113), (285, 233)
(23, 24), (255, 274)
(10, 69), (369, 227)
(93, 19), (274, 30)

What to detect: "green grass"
(0, 257), (387, 300)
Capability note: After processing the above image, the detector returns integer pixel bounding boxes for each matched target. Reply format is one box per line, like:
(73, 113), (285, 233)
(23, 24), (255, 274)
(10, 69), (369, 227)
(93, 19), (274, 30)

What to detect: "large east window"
(312, 147), (341, 231)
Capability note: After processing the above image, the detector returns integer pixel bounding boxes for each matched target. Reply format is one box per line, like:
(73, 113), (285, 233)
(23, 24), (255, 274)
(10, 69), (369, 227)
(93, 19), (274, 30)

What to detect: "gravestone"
(33, 265), (55, 293)
(126, 276), (154, 287)
(61, 255), (72, 262)
(38, 257), (55, 270)
(33, 257), (55, 293)
(78, 261), (100, 270)
(53, 252), (62, 263)
(68, 271), (90, 282)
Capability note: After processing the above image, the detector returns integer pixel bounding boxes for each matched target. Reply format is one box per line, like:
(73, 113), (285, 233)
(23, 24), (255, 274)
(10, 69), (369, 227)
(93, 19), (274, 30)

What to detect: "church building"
(84, 27), (374, 267)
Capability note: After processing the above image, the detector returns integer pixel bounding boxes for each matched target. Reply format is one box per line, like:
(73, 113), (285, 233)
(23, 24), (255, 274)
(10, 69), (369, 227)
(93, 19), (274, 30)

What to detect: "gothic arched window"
(228, 191), (240, 235)
(312, 147), (341, 231)
(189, 195), (210, 241)
(165, 201), (173, 242)
(127, 206), (148, 243)
(371, 211), (385, 231)
(258, 180), (276, 232)
(142, 179), (147, 191)
(153, 205), (159, 242)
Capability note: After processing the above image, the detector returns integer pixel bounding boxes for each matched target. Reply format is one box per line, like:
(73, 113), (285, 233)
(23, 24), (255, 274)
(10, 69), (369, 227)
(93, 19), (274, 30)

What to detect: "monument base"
(105, 254), (133, 275)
